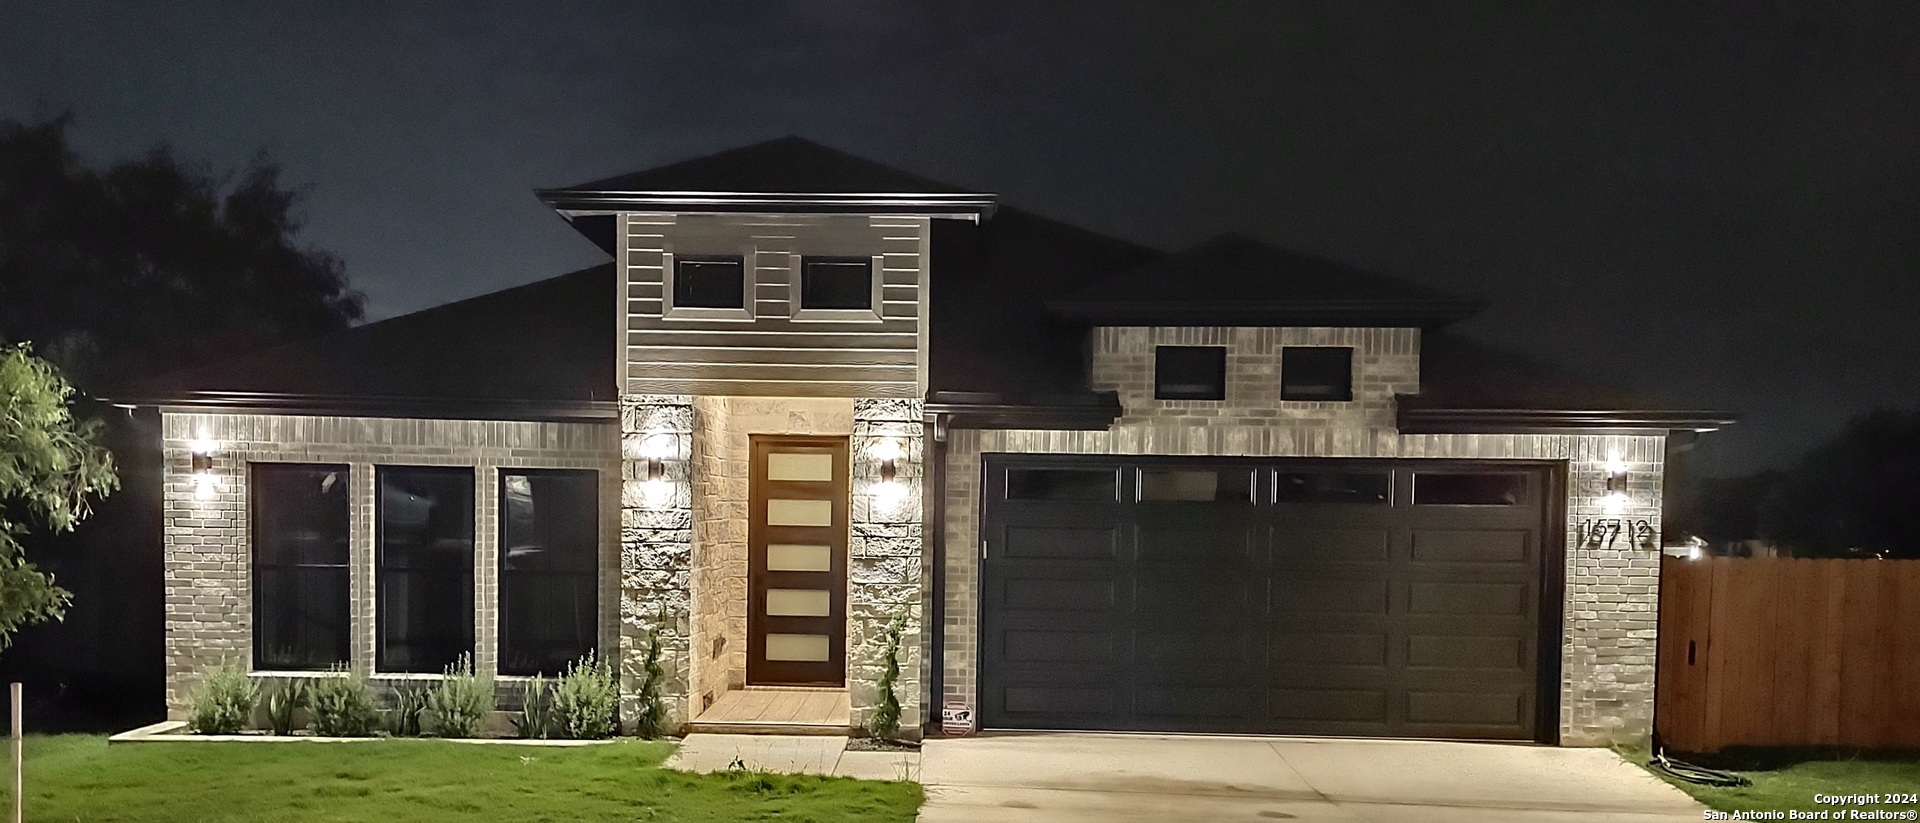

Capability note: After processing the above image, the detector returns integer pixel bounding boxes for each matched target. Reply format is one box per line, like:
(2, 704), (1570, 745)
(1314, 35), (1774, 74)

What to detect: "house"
(121, 137), (1735, 745)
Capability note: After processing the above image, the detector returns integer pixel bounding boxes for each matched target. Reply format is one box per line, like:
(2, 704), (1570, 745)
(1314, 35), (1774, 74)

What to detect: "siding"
(622, 213), (927, 398)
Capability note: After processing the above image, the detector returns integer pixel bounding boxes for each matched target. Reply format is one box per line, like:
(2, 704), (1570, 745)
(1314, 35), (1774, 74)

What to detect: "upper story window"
(664, 253), (752, 320)
(252, 463), (351, 671)
(792, 255), (882, 321)
(1154, 345), (1227, 400)
(1281, 346), (1354, 401)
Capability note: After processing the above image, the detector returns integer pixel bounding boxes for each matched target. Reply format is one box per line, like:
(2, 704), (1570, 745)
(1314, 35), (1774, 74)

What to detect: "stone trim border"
(108, 720), (624, 746)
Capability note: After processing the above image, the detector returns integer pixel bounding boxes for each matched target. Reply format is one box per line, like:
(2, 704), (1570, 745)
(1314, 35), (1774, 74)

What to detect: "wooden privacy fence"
(1656, 557), (1920, 752)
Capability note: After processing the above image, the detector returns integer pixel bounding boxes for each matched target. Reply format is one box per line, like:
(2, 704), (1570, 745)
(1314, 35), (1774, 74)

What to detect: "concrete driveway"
(918, 734), (1707, 822)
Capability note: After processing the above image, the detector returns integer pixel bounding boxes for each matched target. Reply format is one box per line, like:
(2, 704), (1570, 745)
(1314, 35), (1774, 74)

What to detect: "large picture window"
(499, 470), (600, 676)
(252, 464), (351, 671)
(376, 466), (475, 673)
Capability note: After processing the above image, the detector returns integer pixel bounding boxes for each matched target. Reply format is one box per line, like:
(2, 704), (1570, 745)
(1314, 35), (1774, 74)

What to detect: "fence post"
(10, 681), (20, 823)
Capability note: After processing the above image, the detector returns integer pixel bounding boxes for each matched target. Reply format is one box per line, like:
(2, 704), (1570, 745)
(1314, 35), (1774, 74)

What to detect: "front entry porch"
(687, 686), (853, 735)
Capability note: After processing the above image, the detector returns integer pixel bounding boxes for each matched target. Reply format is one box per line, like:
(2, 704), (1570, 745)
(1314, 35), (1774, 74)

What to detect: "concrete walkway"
(666, 733), (920, 782)
(917, 734), (1708, 822)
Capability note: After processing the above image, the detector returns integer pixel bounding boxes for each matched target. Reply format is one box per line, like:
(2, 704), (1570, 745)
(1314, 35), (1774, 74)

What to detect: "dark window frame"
(374, 465), (477, 674)
(497, 468), (601, 677)
(795, 255), (879, 315)
(250, 462), (353, 672)
(670, 254), (749, 311)
(1153, 345), (1228, 401)
(1281, 346), (1355, 402)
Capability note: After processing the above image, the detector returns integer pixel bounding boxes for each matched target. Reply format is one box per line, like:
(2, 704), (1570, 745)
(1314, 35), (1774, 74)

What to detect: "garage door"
(977, 456), (1559, 741)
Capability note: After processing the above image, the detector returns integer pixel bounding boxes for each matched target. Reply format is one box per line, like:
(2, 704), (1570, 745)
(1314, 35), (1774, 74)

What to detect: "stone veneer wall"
(159, 411), (618, 715)
(618, 395), (695, 729)
(939, 326), (1667, 746)
(849, 398), (925, 735)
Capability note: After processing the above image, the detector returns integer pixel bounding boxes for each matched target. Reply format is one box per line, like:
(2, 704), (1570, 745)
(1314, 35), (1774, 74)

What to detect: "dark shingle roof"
(554, 136), (978, 195)
(1047, 233), (1485, 328)
(119, 265), (617, 420)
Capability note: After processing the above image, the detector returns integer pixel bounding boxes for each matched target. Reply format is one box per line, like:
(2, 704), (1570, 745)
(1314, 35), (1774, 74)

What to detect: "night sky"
(4, 2), (1915, 476)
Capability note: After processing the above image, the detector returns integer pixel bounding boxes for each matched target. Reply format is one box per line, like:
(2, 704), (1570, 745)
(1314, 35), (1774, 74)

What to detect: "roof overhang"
(106, 391), (617, 424)
(1397, 405), (1740, 435)
(925, 392), (1123, 431)
(536, 189), (998, 220)
(1045, 299), (1486, 328)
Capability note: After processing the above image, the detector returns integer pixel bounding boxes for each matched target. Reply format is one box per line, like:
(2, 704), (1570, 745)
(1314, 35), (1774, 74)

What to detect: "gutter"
(100, 391), (619, 424)
(1397, 405), (1740, 435)
(536, 189), (998, 220)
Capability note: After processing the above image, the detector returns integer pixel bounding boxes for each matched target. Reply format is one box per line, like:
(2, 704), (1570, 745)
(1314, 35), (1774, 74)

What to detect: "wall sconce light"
(873, 437), (901, 483)
(1602, 457), (1628, 515)
(638, 433), (675, 486)
(189, 437), (221, 501)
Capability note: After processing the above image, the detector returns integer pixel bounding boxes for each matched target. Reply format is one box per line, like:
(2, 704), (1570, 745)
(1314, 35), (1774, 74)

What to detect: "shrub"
(309, 668), (381, 737)
(513, 676), (552, 739)
(264, 679), (306, 736)
(187, 659), (259, 735)
(387, 683), (428, 737)
(865, 610), (908, 741)
(551, 651), (619, 739)
(423, 653), (493, 738)
(632, 609), (669, 738)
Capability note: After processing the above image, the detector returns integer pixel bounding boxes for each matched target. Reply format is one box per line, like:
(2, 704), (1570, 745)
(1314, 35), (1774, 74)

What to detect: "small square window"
(672, 256), (747, 310)
(800, 257), (873, 310)
(1281, 346), (1353, 401)
(1154, 346), (1227, 400)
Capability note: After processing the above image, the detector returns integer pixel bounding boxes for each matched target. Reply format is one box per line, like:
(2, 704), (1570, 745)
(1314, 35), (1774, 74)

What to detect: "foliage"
(0, 116), (365, 389)
(512, 677), (552, 740)
(308, 668), (381, 738)
(264, 679), (307, 736)
(1627, 744), (1920, 817)
(866, 610), (909, 741)
(4, 735), (924, 822)
(186, 659), (259, 735)
(0, 343), (118, 650)
(632, 609), (670, 739)
(387, 683), (428, 737)
(550, 651), (619, 740)
(423, 653), (493, 738)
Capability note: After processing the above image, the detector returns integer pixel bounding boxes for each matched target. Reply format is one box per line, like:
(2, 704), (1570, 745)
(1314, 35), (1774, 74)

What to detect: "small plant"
(308, 668), (381, 737)
(387, 683), (429, 737)
(632, 608), (670, 738)
(423, 653), (493, 738)
(865, 610), (908, 741)
(187, 659), (260, 735)
(264, 679), (307, 736)
(513, 676), (552, 739)
(551, 651), (619, 739)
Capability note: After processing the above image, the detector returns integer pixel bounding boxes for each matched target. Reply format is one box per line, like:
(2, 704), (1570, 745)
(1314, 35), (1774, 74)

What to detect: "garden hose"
(1650, 748), (1752, 787)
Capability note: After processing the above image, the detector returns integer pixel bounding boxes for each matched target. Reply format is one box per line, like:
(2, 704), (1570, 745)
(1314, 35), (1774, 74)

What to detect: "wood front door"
(748, 435), (849, 686)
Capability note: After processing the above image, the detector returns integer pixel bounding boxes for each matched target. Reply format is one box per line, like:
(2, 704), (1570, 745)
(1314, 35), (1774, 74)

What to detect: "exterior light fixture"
(1600, 456), (1629, 515)
(189, 437), (221, 501)
(873, 437), (901, 483)
(638, 434), (675, 485)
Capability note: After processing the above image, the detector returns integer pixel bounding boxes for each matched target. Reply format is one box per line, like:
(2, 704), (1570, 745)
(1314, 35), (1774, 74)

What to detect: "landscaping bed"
(2, 735), (923, 822)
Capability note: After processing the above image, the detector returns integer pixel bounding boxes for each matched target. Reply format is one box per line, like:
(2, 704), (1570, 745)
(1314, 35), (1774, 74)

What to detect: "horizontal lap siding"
(623, 213), (926, 398)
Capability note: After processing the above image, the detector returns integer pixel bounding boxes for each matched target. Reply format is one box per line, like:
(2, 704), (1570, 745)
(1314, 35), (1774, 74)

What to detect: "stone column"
(618, 394), (695, 732)
(848, 398), (926, 737)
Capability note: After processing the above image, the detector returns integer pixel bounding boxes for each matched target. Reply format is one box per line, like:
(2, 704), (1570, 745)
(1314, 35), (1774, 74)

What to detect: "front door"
(747, 435), (848, 685)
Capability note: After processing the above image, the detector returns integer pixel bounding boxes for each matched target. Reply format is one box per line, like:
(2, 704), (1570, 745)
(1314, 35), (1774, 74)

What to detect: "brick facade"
(159, 411), (618, 716)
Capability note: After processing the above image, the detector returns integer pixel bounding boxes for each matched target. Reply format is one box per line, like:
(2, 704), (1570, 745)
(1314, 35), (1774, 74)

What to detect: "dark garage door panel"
(978, 456), (1558, 741)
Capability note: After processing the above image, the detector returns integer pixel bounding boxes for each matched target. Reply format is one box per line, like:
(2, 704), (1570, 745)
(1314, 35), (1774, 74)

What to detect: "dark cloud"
(4, 1), (1915, 474)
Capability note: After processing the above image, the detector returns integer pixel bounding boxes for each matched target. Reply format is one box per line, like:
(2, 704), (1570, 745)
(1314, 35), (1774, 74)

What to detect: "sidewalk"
(664, 733), (920, 782)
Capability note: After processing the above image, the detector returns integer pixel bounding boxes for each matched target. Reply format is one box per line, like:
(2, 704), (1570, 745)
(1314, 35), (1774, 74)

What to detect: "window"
(1273, 471), (1391, 504)
(1154, 346), (1227, 400)
(499, 470), (600, 677)
(1413, 472), (1528, 505)
(1139, 469), (1254, 502)
(1006, 468), (1118, 501)
(799, 257), (874, 310)
(376, 466), (475, 673)
(252, 464), (351, 670)
(1281, 346), (1354, 401)
(671, 256), (747, 310)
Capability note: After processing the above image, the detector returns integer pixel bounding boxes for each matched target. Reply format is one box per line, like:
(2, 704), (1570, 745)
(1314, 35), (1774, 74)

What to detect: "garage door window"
(1138, 469), (1254, 502)
(1006, 468), (1117, 501)
(1273, 471), (1391, 504)
(1413, 472), (1527, 505)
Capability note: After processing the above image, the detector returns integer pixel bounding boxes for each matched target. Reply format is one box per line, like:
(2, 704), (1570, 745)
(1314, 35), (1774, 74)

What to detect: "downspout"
(923, 410), (949, 738)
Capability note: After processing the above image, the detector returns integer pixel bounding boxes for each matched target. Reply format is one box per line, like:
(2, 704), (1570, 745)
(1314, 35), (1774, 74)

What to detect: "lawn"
(0, 735), (923, 823)
(1628, 747), (1920, 818)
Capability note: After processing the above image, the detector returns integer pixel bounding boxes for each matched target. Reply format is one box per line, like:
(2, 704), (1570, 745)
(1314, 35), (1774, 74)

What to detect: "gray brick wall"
(940, 326), (1667, 747)
(160, 411), (618, 717)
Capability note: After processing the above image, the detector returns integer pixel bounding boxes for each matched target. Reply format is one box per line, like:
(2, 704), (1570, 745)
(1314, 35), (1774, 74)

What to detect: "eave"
(924, 392), (1123, 431)
(1044, 298), (1486, 329)
(536, 189), (998, 219)
(105, 391), (618, 425)
(1397, 405), (1741, 435)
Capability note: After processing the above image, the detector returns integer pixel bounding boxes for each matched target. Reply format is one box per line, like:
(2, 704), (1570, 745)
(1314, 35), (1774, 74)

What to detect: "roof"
(1047, 233), (1485, 328)
(536, 136), (997, 220)
(1400, 333), (1737, 433)
(114, 265), (617, 422)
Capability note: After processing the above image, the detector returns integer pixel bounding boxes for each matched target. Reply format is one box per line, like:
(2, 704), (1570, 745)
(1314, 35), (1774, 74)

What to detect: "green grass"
(1624, 745), (1920, 817)
(0, 735), (922, 823)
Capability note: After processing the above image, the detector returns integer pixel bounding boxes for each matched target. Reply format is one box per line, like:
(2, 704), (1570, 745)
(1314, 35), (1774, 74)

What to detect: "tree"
(0, 115), (365, 389)
(0, 343), (118, 649)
